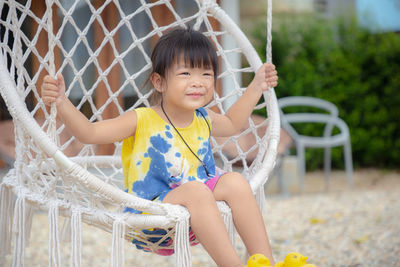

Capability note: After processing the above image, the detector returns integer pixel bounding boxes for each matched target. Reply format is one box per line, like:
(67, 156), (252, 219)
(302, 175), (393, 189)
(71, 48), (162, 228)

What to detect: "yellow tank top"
(121, 107), (215, 203)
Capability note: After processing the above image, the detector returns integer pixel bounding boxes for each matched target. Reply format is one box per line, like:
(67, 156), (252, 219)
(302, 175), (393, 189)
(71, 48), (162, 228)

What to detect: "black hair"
(151, 27), (218, 79)
(149, 27), (218, 104)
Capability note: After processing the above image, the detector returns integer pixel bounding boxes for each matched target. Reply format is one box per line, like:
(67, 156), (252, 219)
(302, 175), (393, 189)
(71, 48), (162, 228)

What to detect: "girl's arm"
(208, 63), (278, 137)
(41, 73), (137, 144)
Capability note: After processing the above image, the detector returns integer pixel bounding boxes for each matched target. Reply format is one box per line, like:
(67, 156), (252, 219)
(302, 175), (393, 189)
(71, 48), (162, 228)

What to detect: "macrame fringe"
(24, 202), (34, 246)
(12, 195), (26, 267)
(61, 217), (71, 243)
(222, 208), (235, 246)
(0, 184), (14, 264)
(48, 204), (61, 267)
(111, 219), (125, 267)
(174, 215), (192, 267)
(242, 186), (267, 262)
(70, 209), (82, 267)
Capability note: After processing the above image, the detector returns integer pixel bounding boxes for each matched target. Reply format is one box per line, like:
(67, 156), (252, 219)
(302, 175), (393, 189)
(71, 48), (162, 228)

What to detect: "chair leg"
(297, 144), (306, 192)
(275, 157), (290, 197)
(344, 139), (354, 188)
(324, 146), (331, 191)
(268, 155), (290, 197)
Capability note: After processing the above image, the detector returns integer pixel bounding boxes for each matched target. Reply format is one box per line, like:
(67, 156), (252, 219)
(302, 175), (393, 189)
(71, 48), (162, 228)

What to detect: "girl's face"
(160, 57), (215, 112)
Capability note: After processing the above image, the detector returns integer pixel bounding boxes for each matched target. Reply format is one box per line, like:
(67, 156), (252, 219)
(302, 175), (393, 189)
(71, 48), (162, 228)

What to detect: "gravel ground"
(2, 169), (400, 266)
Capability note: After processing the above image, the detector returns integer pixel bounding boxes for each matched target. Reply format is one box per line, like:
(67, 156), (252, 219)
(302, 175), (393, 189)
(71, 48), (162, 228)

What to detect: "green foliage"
(251, 15), (400, 169)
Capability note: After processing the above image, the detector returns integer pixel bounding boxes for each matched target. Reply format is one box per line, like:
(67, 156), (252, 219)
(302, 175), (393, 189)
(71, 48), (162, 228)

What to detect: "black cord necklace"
(160, 100), (211, 177)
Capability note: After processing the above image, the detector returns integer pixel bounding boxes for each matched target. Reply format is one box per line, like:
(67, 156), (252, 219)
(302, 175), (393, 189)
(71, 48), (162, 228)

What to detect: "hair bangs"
(177, 34), (217, 74)
(151, 28), (218, 80)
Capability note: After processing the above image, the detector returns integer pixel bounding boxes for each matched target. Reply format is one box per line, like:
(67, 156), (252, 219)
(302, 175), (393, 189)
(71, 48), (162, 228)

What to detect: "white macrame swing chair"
(0, 0), (280, 266)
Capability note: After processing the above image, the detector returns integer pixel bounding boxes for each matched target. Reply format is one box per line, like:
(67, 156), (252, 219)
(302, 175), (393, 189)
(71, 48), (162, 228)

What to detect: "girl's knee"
(186, 180), (213, 195)
(216, 172), (252, 200)
(226, 172), (250, 189)
(168, 181), (215, 207)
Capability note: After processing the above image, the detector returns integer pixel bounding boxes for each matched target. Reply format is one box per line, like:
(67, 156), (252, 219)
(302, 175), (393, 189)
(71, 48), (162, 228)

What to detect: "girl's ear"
(150, 73), (164, 93)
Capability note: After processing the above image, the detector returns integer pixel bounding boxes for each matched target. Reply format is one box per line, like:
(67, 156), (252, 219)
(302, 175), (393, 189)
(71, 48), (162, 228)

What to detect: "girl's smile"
(186, 91), (205, 98)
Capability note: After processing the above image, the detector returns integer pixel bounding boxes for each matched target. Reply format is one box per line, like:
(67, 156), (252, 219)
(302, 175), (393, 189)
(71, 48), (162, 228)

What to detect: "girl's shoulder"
(134, 106), (156, 118)
(196, 107), (212, 132)
(134, 106), (152, 112)
(134, 106), (166, 127)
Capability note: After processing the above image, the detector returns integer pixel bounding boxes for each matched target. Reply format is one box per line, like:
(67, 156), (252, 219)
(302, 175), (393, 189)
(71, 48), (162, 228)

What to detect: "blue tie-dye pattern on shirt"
(196, 140), (215, 179)
(132, 135), (172, 201)
(194, 108), (215, 179)
(165, 131), (173, 139)
(150, 134), (171, 153)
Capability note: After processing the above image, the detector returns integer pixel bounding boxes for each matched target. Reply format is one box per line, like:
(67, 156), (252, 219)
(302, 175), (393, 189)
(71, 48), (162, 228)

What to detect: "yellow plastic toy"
(273, 252), (316, 267)
(246, 254), (271, 267)
(283, 252), (307, 267)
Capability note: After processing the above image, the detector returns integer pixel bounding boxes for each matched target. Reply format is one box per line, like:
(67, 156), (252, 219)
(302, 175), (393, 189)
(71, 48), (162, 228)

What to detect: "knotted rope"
(45, 0), (59, 145)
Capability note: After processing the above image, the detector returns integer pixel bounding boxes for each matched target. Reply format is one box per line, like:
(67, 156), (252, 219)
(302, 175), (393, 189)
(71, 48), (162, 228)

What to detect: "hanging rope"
(266, 0), (273, 64)
(255, 0), (272, 224)
(12, 194), (27, 267)
(0, 184), (13, 264)
(70, 208), (82, 267)
(111, 219), (125, 267)
(48, 203), (61, 267)
(45, 0), (59, 145)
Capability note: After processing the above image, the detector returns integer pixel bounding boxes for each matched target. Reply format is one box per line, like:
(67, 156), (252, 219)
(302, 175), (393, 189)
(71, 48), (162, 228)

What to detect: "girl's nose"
(190, 75), (203, 87)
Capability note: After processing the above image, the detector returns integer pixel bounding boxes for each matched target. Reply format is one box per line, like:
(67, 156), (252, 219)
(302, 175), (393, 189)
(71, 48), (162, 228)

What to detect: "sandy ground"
(1, 168), (400, 266)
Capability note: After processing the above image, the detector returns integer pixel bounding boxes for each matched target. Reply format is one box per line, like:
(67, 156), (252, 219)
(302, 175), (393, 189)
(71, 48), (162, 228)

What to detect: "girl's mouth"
(186, 92), (204, 98)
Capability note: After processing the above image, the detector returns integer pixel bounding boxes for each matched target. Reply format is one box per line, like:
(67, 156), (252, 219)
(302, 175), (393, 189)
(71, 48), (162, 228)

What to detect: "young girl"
(41, 28), (278, 267)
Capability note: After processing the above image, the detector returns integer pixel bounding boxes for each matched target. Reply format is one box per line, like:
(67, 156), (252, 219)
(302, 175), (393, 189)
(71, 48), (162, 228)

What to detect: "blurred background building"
(241, 0), (400, 33)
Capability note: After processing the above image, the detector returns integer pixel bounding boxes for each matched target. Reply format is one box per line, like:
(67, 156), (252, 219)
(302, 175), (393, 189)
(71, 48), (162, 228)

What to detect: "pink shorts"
(132, 174), (222, 256)
(204, 174), (221, 191)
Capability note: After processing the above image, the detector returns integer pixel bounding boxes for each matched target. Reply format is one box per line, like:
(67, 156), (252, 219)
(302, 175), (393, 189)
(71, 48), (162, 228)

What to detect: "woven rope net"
(0, 0), (280, 266)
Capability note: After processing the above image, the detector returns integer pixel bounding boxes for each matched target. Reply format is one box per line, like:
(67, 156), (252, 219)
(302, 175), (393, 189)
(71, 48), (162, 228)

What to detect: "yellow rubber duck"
(246, 254), (271, 267)
(284, 252), (307, 267)
(273, 252), (315, 267)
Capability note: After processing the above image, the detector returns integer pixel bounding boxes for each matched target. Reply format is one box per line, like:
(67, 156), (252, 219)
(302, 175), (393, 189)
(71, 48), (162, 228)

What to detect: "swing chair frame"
(0, 0), (279, 266)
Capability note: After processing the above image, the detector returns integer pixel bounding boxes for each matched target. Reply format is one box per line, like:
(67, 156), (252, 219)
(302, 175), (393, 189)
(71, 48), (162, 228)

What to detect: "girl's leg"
(213, 172), (275, 264)
(163, 181), (243, 267)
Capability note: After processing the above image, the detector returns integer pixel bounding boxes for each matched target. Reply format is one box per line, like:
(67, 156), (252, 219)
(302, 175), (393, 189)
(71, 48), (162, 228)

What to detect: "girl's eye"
(203, 72), (213, 76)
(180, 72), (190, 75)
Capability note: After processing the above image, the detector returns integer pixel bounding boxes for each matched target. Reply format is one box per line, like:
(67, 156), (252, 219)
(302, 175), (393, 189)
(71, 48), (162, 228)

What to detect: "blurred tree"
(251, 15), (400, 169)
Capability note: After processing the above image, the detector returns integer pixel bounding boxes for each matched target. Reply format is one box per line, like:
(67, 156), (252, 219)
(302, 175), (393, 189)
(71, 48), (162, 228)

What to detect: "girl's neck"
(156, 101), (195, 128)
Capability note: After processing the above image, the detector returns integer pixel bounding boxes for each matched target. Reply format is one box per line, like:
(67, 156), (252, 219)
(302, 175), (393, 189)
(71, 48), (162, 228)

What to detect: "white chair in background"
(277, 96), (353, 192)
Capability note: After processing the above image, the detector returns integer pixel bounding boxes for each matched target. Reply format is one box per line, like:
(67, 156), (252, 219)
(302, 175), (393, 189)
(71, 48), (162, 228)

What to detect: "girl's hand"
(41, 73), (67, 106)
(251, 63), (278, 92)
